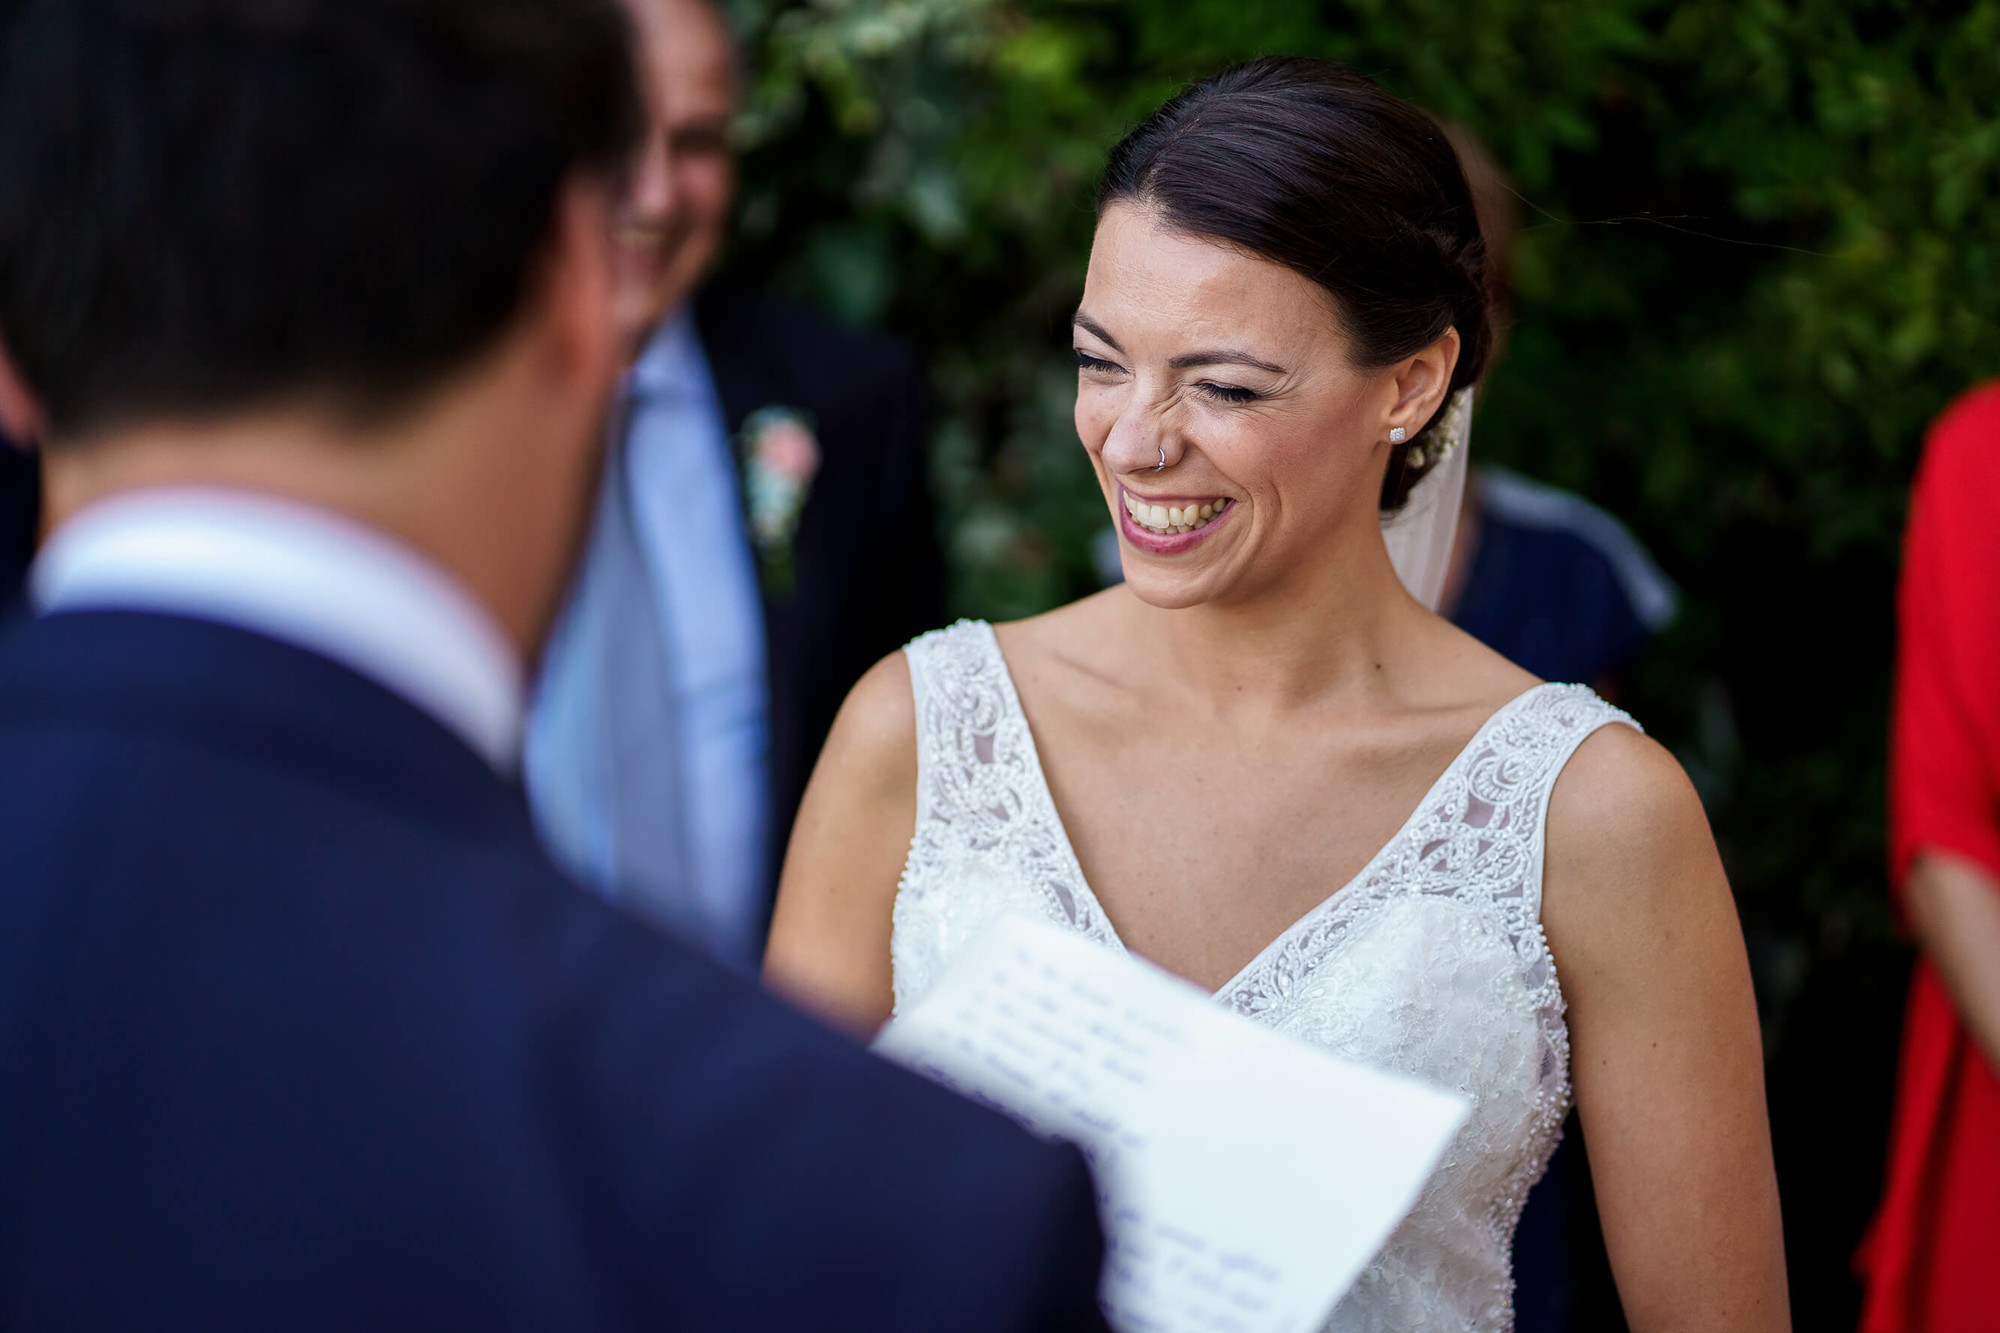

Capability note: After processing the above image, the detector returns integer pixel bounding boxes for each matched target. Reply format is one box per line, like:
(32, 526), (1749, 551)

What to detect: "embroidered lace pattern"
(894, 619), (1639, 1332)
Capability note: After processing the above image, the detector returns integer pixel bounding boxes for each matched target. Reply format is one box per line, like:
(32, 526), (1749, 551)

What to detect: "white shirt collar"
(32, 488), (526, 771)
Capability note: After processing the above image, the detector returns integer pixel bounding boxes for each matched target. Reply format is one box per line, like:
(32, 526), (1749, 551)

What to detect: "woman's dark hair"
(1098, 57), (1492, 511)
(0, 0), (643, 440)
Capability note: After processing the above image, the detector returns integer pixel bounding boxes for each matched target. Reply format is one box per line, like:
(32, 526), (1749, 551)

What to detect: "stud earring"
(1388, 427), (1407, 443)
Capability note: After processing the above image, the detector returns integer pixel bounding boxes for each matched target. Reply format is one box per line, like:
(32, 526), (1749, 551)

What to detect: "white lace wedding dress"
(891, 620), (1638, 1333)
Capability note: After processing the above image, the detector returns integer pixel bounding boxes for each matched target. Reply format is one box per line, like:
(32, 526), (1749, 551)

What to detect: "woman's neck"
(1113, 513), (1440, 719)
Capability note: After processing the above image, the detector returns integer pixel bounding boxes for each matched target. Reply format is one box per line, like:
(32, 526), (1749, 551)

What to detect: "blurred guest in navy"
(0, 2), (1108, 1328)
(1446, 464), (1678, 688)
(525, 0), (942, 968)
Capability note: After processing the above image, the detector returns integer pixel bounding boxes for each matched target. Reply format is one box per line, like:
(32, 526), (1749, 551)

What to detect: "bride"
(765, 56), (1788, 1331)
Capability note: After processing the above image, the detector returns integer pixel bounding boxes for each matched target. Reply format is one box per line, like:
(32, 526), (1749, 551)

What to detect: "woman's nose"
(1100, 402), (1173, 476)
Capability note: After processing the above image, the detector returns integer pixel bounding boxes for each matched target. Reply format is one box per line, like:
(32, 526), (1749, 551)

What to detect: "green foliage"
(722, 0), (1996, 1054)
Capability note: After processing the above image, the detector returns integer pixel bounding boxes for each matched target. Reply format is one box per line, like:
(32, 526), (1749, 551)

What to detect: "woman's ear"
(0, 333), (45, 445)
(1383, 327), (1461, 439)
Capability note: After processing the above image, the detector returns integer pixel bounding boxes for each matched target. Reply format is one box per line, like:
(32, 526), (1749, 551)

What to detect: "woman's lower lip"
(1119, 495), (1235, 554)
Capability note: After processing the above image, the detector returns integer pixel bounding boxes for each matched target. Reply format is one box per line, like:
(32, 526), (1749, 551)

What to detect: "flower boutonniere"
(738, 405), (821, 595)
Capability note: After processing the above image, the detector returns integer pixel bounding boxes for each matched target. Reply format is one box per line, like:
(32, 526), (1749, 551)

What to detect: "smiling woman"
(1067, 199), (1466, 607)
(766, 55), (1789, 1333)
(1088, 58), (1491, 517)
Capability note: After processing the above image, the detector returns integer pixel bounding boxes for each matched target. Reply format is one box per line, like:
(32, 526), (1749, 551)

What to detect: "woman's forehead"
(1081, 203), (1339, 350)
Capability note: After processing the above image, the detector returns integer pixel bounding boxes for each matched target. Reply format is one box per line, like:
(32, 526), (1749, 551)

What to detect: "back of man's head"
(0, 0), (644, 442)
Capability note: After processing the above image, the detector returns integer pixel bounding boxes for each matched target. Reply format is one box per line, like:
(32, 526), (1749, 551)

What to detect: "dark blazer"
(693, 287), (944, 918)
(0, 610), (1107, 1331)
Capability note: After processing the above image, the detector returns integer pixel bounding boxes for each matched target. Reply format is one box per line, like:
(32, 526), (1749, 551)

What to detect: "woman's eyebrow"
(1167, 349), (1287, 374)
(1072, 311), (1124, 353)
(1074, 312), (1286, 375)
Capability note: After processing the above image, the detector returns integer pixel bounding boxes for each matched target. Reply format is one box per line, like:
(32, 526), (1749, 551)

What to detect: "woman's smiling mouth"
(1118, 487), (1237, 553)
(1121, 490), (1233, 535)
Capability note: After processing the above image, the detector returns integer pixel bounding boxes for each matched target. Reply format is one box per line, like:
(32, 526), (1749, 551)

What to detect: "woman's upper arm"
(1542, 724), (1790, 1333)
(762, 651), (918, 1036)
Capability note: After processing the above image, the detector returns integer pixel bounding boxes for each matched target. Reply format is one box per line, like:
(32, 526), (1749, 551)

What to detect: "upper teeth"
(1124, 493), (1228, 535)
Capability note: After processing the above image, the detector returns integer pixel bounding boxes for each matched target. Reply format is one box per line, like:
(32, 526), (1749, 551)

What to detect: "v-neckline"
(976, 622), (1553, 999)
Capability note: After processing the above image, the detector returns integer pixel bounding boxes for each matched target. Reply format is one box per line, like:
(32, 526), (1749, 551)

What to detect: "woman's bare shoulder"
(822, 649), (919, 799)
(763, 649), (919, 1032)
(1549, 720), (1704, 865)
(1542, 719), (1733, 962)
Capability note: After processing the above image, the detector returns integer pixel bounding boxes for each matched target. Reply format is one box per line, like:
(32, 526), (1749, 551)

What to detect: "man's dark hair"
(1099, 57), (1492, 512)
(0, 0), (643, 440)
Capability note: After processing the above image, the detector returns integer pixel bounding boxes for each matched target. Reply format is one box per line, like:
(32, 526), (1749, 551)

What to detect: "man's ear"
(0, 333), (46, 446)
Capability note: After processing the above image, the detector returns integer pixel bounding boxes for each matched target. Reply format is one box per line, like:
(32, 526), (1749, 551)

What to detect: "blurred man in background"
(0, 1), (1108, 1326)
(525, 0), (942, 969)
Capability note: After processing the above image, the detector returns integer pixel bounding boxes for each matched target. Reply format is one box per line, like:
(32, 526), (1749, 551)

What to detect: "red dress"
(1857, 382), (2000, 1332)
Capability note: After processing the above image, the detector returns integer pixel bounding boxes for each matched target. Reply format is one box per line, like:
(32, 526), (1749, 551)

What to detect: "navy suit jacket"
(0, 610), (1107, 1331)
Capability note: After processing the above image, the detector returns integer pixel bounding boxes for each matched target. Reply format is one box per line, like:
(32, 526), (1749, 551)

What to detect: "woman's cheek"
(1075, 394), (1114, 454)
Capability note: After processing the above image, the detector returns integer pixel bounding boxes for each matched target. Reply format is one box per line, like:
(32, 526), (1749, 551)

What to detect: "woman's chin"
(1118, 554), (1232, 610)
(1111, 494), (1246, 608)
(1122, 581), (1212, 611)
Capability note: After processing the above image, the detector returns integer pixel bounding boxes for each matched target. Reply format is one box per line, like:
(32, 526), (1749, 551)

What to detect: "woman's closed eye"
(1195, 380), (1260, 404)
(1074, 350), (1260, 404)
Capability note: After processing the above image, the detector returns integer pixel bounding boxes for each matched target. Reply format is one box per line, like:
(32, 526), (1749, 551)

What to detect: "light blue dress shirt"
(526, 310), (772, 967)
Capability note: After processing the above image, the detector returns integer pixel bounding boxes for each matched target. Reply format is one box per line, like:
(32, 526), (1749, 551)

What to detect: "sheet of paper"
(874, 913), (1469, 1333)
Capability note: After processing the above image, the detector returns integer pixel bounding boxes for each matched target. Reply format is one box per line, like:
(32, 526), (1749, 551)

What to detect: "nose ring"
(1153, 446), (1166, 472)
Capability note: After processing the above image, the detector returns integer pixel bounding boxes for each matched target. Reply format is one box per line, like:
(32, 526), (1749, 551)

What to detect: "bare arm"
(1906, 849), (2000, 1074)
(762, 652), (916, 1036)
(1542, 726), (1789, 1332)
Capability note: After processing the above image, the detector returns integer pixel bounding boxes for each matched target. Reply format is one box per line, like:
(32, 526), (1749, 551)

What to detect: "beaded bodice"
(891, 620), (1638, 1332)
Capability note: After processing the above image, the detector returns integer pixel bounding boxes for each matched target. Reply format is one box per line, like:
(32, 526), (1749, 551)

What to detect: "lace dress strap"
(1507, 684), (1640, 926)
(1217, 682), (1637, 1023)
(894, 621), (1119, 1012)
(1399, 682), (1639, 1003)
(903, 619), (998, 835)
